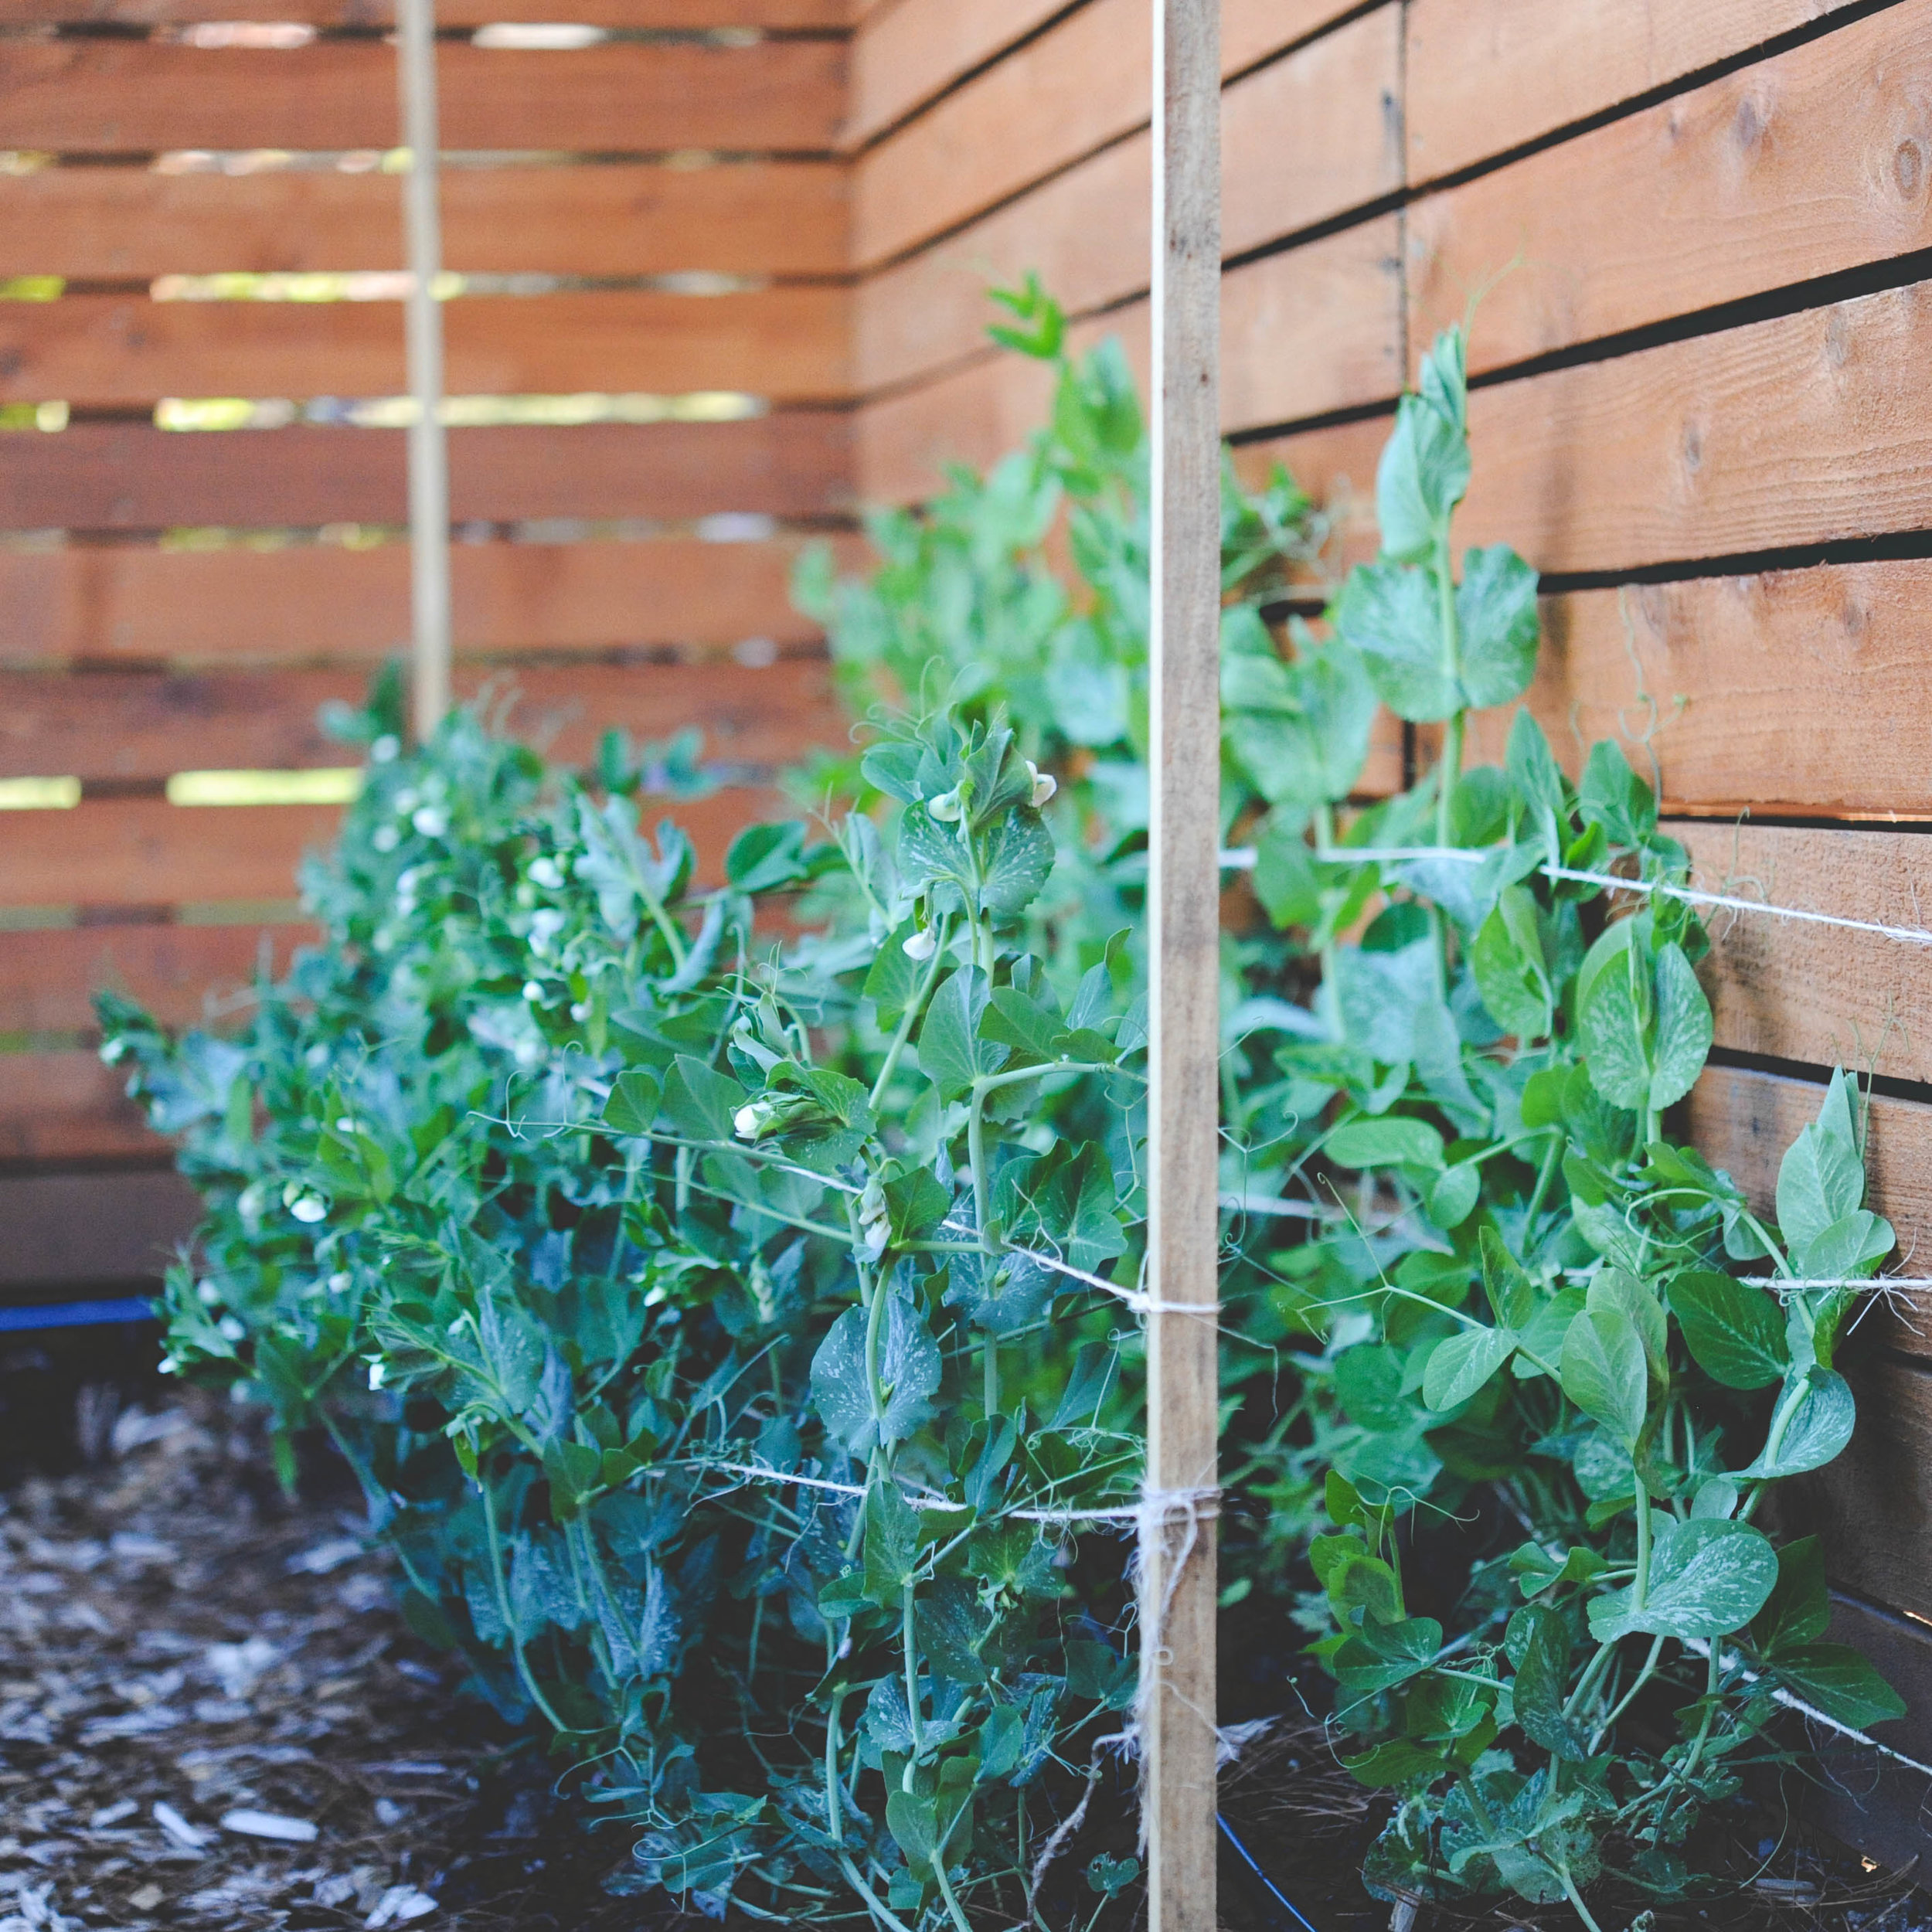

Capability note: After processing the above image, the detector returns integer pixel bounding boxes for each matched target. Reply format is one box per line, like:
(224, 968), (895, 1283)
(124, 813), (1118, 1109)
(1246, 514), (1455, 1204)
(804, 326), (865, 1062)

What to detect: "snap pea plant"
(104, 697), (1154, 1928)
(1223, 325), (1906, 1924)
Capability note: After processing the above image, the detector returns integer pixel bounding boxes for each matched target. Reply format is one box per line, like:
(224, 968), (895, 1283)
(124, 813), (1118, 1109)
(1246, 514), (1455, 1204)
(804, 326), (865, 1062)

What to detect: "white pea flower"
(529, 908), (566, 954)
(857, 1176), (891, 1259)
(862, 1218), (890, 1261)
(370, 733), (401, 764)
(99, 1037), (125, 1065)
(529, 856), (564, 890)
(367, 1360), (386, 1390)
(1026, 760), (1057, 808)
(733, 1100), (775, 1140)
(196, 1279), (220, 1305)
(372, 825), (400, 852)
(903, 927), (937, 961)
(411, 804), (449, 838)
(217, 1315), (247, 1342)
(522, 979), (547, 1004)
(928, 788), (964, 823)
(327, 1271), (352, 1292)
(570, 1001), (591, 1022)
(289, 1196), (327, 1225)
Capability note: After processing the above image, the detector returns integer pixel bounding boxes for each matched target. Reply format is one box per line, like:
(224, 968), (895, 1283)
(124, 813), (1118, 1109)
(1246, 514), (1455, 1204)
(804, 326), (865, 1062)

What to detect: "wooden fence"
(0, 0), (853, 1288)
(9, 0), (1932, 1869)
(847, 0), (1932, 1869)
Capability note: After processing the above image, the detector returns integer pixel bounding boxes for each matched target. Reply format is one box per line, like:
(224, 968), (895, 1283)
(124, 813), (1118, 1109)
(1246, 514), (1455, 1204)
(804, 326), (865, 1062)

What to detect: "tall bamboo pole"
(1142, 2), (1221, 1930)
(397, 0), (451, 739)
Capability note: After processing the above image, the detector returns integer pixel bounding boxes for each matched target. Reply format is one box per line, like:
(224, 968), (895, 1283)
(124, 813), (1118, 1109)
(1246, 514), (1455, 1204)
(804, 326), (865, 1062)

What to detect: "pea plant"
(104, 693), (1158, 1928)
(1222, 325), (1906, 1925)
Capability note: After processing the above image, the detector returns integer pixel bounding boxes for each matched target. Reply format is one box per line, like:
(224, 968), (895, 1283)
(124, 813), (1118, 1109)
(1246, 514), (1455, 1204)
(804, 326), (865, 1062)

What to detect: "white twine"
(1220, 842), (1932, 951)
(1685, 1639), (1932, 1780)
(935, 1219), (1221, 1318)
(686, 1456), (1215, 1530)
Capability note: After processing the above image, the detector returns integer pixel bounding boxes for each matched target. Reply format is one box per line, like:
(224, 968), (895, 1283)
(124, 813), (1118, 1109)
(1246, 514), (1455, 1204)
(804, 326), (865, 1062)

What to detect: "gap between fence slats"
(0, 538), (856, 667)
(0, 787), (789, 909)
(0, 39), (845, 153)
(0, 163), (850, 281)
(0, 659), (845, 780)
(0, 417), (852, 530)
(0, 288), (851, 408)
(1403, 0), (1867, 189)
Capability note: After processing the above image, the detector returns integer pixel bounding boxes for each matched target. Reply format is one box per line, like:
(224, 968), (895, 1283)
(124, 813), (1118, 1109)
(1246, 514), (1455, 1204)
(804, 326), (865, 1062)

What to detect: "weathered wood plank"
(1686, 1064), (1932, 1364)
(0, 1049), (161, 1162)
(0, 37), (845, 154)
(0, 1167), (200, 1288)
(0, 784), (789, 906)
(0, 0), (848, 23)
(1454, 563), (1932, 821)
(1404, 0), (1865, 189)
(0, 657), (845, 779)
(0, 536), (850, 665)
(0, 920), (310, 1036)
(0, 162), (848, 280)
(1408, 0), (1932, 379)
(855, 7), (1402, 395)
(850, 0), (1363, 268)
(0, 416), (852, 529)
(846, 0), (1359, 155)
(1240, 281), (1932, 573)
(0, 287), (850, 406)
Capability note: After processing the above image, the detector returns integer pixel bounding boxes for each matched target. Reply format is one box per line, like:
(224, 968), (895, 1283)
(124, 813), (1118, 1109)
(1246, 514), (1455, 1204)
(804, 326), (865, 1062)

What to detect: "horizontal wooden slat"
(0, 657), (845, 779)
(0, 920), (309, 1035)
(846, 0), (1357, 155)
(0, 1049), (161, 1162)
(0, 784), (788, 906)
(850, 0), (1359, 268)
(1679, 821), (1932, 1084)
(1408, 0), (1932, 380)
(0, 1), (848, 22)
(1687, 1063), (1932, 1363)
(0, 38), (844, 154)
(0, 287), (849, 406)
(1404, 0), (1863, 189)
(0, 162), (848, 280)
(0, 1167), (199, 1287)
(0, 536), (852, 666)
(855, 6), (1403, 395)
(1243, 281), (1932, 576)
(1456, 562), (1932, 821)
(0, 416), (851, 529)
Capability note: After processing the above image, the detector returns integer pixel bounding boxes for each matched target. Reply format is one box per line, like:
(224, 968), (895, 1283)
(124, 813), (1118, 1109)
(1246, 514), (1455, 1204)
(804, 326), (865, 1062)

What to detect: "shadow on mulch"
(1, 1359), (1927, 1932)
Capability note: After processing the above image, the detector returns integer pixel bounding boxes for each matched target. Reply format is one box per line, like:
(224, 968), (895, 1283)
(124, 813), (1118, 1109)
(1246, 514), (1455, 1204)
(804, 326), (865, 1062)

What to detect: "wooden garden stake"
(1143, 3), (1221, 1931)
(397, 0), (451, 737)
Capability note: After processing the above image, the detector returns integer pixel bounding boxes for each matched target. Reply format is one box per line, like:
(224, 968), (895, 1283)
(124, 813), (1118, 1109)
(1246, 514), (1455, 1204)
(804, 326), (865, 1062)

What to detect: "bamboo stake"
(397, 0), (451, 738)
(1142, 2), (1221, 1930)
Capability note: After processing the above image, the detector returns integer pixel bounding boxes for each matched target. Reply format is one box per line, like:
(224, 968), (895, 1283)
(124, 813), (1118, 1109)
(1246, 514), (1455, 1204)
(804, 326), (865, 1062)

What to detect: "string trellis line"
(1218, 845), (1932, 951)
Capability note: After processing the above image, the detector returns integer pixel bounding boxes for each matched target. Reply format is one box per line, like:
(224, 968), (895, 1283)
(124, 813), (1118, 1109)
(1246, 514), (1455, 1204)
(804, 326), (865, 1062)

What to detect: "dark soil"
(1, 1350), (1927, 1932)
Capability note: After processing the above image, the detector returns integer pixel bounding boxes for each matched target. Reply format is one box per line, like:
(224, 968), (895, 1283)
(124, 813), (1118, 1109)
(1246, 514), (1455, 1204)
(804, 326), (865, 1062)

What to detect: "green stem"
(1560, 1639), (1617, 1721)
(1632, 1475), (1654, 1607)
(869, 916), (951, 1111)
(480, 1477), (570, 1733)
(1588, 1633), (1666, 1753)
(1434, 517), (1464, 849)
(1522, 1131), (1563, 1239)
(1555, 1861), (1607, 1932)
(903, 1584), (924, 1760)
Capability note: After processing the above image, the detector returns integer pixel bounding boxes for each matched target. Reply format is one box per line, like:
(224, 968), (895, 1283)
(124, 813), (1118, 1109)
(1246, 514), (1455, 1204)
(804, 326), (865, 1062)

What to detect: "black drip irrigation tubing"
(1219, 1811), (1326, 1932)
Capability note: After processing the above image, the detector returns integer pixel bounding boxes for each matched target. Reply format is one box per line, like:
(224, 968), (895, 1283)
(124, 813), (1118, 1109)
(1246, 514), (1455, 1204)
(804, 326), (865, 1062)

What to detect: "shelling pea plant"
(1220, 325), (1906, 1925)
(104, 684), (1166, 1927)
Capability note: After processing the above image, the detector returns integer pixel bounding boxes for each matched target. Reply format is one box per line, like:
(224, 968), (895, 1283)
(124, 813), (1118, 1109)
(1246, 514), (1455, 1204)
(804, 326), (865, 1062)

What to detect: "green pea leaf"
(1454, 545), (1539, 709)
(1586, 1269), (1667, 1383)
(1333, 562), (1456, 722)
(1507, 1604), (1588, 1760)
(1794, 1209), (1894, 1284)
(809, 1287), (940, 1458)
(1770, 1645), (1906, 1730)
(662, 1054), (747, 1143)
(978, 806), (1055, 917)
(1472, 885), (1553, 1039)
(1742, 1369), (1856, 1479)
(1670, 1270), (1787, 1389)
(1587, 1517), (1780, 1644)
(601, 1067), (662, 1138)
(1648, 941), (1713, 1110)
(724, 818), (811, 894)
(1375, 327), (1470, 564)
(1577, 740), (1657, 846)
(1560, 1307), (1648, 1449)
(1753, 1535), (1829, 1655)
(918, 968), (1008, 1103)
(1336, 1614), (1444, 1698)
(1777, 1070), (1867, 1253)
(1327, 1114), (1445, 1171)
(1426, 1159), (1481, 1230)
(1423, 1325), (1518, 1412)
